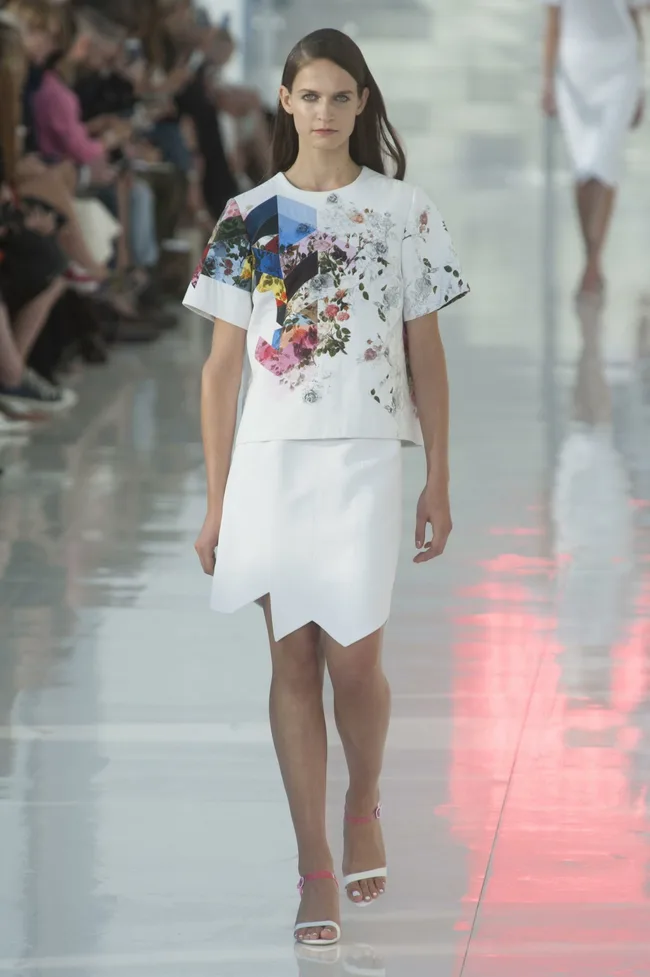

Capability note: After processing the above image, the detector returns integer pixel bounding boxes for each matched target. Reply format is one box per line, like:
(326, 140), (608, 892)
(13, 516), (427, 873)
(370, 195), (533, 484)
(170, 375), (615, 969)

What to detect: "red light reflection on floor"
(441, 561), (650, 976)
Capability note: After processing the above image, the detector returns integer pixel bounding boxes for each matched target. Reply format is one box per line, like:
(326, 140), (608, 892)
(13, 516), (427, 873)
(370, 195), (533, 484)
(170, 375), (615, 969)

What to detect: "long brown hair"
(271, 28), (406, 180)
(8, 0), (55, 31)
(0, 21), (26, 186)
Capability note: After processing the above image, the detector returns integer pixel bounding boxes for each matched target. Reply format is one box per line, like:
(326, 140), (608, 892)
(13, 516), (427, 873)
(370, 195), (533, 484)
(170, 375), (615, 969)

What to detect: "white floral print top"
(183, 166), (469, 446)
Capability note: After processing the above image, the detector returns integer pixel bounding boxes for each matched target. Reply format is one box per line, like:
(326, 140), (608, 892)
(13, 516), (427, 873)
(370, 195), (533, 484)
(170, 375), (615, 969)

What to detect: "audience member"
(0, 20), (76, 412)
(0, 0), (272, 429)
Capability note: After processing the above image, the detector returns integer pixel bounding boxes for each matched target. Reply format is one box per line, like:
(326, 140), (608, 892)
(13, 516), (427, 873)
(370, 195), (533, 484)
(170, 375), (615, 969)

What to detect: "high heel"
(343, 804), (387, 906)
(294, 871), (341, 946)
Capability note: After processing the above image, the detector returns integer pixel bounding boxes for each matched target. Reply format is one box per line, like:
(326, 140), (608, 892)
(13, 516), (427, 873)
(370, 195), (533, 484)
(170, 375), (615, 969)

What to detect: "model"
(542, 0), (645, 295)
(183, 28), (469, 947)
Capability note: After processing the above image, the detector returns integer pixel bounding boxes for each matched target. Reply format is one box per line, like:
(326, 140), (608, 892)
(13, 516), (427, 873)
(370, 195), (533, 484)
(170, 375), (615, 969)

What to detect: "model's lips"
(313, 128), (337, 135)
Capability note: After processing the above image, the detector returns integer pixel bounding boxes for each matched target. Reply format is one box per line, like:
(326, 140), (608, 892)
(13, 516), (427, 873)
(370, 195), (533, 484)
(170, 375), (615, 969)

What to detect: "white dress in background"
(184, 168), (469, 646)
(545, 0), (644, 185)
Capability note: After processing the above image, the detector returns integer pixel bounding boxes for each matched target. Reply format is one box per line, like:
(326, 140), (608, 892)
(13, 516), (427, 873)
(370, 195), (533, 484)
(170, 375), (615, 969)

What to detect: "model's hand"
(542, 81), (557, 117)
(414, 480), (452, 563)
(632, 94), (645, 130)
(195, 510), (222, 575)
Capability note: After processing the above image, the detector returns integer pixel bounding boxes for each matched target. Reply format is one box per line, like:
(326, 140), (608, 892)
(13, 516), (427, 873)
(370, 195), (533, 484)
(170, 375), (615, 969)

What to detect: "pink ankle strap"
(297, 871), (339, 894)
(344, 802), (382, 825)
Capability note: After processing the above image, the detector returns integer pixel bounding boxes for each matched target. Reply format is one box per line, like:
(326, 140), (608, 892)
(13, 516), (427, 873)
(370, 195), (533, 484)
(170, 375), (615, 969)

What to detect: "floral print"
(360, 335), (404, 417)
(402, 197), (467, 321)
(184, 171), (469, 445)
(190, 200), (254, 293)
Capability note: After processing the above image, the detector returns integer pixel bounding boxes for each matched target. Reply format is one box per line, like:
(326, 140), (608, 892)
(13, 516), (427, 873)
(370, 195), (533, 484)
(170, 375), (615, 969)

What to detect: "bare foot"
(343, 796), (387, 905)
(295, 874), (340, 944)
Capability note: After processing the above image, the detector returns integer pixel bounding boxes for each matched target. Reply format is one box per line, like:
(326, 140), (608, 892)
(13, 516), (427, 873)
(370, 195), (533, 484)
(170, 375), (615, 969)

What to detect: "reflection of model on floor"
(552, 296), (634, 705)
(436, 296), (650, 974)
(638, 295), (650, 406)
(295, 941), (386, 975)
(541, 0), (646, 297)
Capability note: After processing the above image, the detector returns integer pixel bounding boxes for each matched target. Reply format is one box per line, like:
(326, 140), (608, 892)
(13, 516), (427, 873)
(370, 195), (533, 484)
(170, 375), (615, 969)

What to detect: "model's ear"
(279, 85), (294, 115)
(357, 87), (370, 116)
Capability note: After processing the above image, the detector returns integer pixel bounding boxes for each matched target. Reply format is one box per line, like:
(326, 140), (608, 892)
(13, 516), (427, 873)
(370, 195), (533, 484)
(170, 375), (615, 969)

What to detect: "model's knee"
(327, 648), (383, 697)
(271, 631), (323, 696)
(273, 654), (322, 697)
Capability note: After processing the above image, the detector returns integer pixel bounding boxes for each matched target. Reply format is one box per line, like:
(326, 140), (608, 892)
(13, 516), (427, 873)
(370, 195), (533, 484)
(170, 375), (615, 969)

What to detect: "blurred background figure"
(0, 0), (273, 425)
(552, 295), (634, 703)
(542, 0), (646, 297)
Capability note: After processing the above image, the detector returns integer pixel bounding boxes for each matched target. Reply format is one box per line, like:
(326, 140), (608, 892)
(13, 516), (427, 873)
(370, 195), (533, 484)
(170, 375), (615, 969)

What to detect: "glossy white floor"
(2, 2), (650, 975)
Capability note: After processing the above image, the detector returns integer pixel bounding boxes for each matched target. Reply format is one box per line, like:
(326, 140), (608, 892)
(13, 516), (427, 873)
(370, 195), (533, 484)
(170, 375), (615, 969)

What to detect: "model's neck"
(284, 151), (361, 192)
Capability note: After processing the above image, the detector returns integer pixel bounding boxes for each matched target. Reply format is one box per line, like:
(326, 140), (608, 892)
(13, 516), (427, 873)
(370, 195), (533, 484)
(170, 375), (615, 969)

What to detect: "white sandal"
(294, 871), (342, 946)
(343, 803), (387, 907)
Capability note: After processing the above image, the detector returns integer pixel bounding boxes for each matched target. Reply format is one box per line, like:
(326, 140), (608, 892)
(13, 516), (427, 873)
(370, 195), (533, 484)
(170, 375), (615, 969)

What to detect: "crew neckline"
(277, 166), (369, 198)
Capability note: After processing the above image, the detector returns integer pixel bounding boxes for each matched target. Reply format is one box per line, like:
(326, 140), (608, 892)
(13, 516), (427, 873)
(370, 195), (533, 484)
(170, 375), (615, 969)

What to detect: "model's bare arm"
(631, 7), (645, 43)
(542, 6), (562, 115)
(405, 311), (452, 563)
(195, 318), (246, 574)
(631, 8), (646, 128)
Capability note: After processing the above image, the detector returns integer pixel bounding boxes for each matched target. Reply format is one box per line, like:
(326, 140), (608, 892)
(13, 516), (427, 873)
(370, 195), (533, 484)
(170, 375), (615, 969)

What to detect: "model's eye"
(302, 93), (318, 101)
(335, 95), (351, 103)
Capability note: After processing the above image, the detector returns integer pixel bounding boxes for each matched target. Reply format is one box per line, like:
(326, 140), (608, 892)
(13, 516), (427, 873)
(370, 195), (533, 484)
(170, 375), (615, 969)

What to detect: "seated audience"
(0, 0), (272, 430)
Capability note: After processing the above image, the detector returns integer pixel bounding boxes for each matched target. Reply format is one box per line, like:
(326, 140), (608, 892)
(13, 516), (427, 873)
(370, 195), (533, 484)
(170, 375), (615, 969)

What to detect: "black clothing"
(75, 71), (136, 122)
(175, 65), (237, 219)
(22, 64), (45, 154)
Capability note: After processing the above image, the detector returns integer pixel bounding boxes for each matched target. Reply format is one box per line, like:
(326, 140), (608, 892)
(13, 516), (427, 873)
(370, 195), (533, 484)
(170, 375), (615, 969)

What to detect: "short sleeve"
(402, 187), (469, 322)
(183, 198), (254, 329)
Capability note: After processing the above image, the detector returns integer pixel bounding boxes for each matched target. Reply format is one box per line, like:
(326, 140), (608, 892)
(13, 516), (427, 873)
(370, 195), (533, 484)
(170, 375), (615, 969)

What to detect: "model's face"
(280, 59), (369, 152)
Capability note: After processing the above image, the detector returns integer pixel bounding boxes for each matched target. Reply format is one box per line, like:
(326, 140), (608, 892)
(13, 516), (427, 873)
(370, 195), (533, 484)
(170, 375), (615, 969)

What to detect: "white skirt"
(211, 439), (403, 647)
(556, 45), (642, 186)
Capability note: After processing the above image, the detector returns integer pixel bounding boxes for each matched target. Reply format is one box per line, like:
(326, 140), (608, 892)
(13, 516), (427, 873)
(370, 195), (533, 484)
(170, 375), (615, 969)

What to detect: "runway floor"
(1, 1), (650, 974)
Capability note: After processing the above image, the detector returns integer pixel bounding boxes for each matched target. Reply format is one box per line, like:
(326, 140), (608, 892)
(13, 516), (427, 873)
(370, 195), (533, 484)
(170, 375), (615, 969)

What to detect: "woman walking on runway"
(184, 28), (469, 947)
(542, 0), (646, 296)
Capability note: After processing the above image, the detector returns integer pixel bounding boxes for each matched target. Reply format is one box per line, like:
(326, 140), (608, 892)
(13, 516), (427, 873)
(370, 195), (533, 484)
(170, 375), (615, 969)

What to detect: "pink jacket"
(32, 70), (105, 166)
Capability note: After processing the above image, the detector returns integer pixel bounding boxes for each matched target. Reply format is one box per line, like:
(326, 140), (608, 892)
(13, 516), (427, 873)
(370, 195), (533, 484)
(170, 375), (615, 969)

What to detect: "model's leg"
(262, 598), (339, 943)
(323, 627), (390, 905)
(11, 278), (67, 359)
(587, 179), (616, 268)
(575, 180), (592, 255)
(578, 178), (616, 293)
